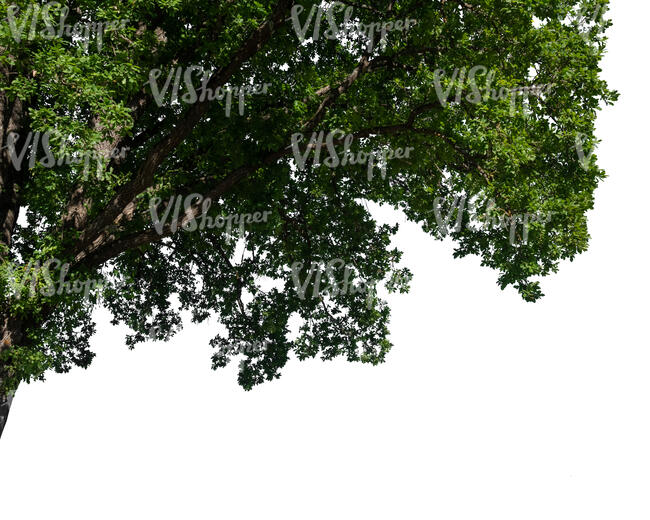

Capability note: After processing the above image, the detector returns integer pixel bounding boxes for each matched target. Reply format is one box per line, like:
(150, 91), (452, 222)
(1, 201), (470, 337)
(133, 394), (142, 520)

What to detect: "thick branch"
(73, 0), (294, 264)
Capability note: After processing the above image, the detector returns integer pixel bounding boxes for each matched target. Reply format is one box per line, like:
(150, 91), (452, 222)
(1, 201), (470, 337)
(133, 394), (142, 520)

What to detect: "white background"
(1, 1), (649, 518)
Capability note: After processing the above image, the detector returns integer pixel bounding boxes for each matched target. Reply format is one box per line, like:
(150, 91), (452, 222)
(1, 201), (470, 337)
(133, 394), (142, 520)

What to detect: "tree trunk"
(0, 95), (26, 440)
(0, 315), (24, 439)
(0, 387), (14, 438)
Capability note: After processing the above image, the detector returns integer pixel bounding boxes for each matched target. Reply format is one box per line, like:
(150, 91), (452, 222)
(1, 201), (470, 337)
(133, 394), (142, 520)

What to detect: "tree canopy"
(0, 0), (616, 421)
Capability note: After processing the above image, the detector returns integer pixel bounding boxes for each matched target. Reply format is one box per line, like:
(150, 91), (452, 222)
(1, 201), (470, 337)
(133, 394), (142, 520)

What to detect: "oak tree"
(0, 0), (616, 436)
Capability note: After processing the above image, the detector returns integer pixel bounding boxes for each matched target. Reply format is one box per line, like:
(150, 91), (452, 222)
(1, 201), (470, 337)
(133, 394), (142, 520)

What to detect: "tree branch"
(72, 0), (295, 264)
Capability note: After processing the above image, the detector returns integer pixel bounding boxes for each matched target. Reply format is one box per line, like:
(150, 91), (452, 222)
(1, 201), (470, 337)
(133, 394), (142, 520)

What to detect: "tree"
(0, 0), (616, 437)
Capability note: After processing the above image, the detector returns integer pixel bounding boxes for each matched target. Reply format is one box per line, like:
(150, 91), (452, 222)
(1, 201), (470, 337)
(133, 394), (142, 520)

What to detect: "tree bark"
(0, 387), (14, 439)
(0, 315), (24, 439)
